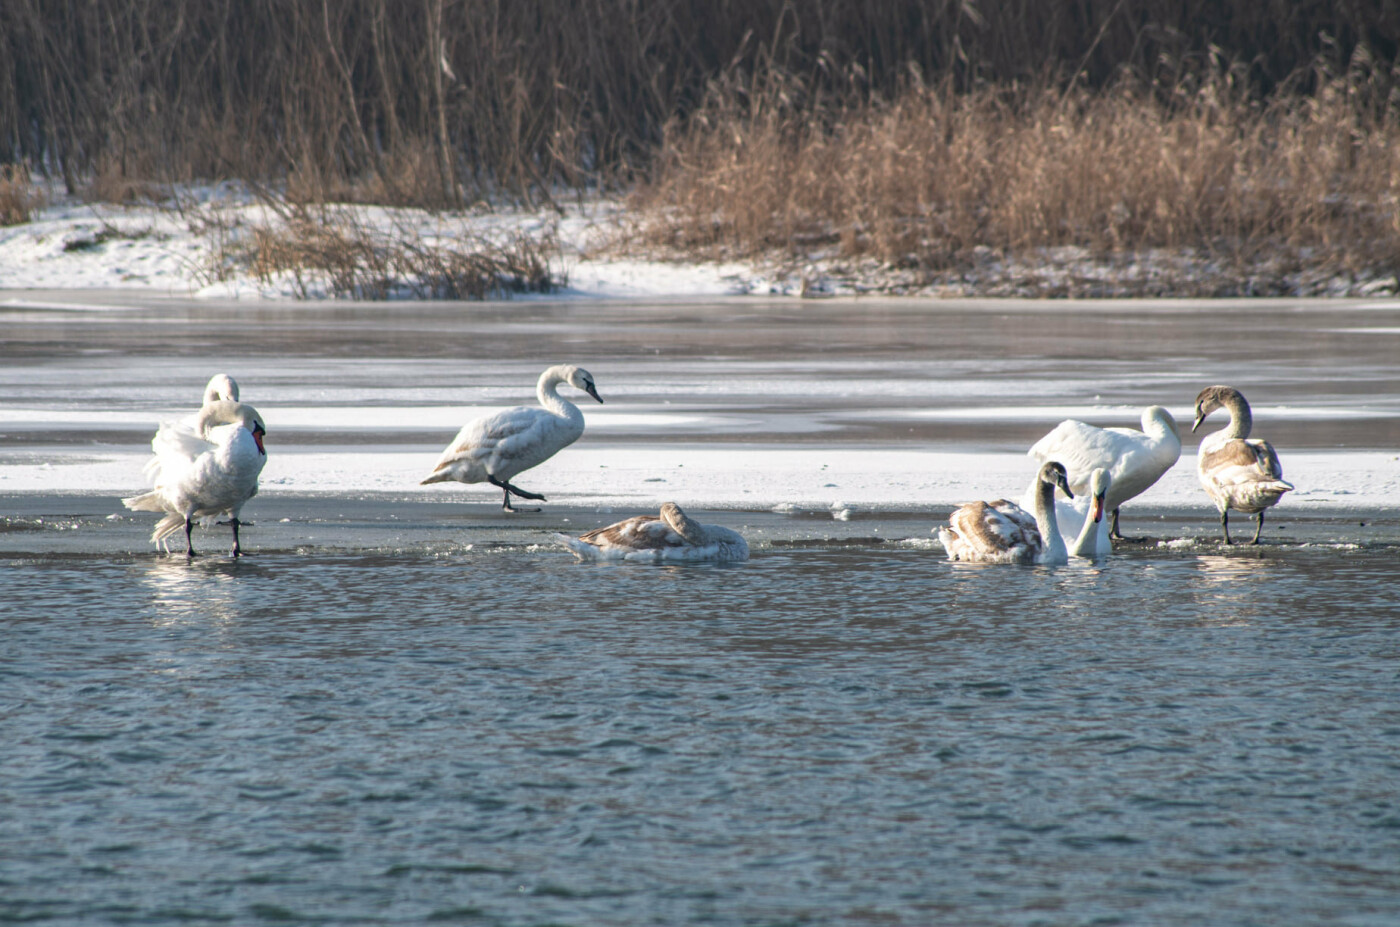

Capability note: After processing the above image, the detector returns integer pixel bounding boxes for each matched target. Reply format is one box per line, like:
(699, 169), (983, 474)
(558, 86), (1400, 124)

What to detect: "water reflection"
(135, 556), (252, 629)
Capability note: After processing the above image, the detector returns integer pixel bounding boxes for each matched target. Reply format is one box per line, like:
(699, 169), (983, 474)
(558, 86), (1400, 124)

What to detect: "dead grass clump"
(632, 65), (1400, 285)
(0, 164), (42, 225)
(200, 204), (561, 300)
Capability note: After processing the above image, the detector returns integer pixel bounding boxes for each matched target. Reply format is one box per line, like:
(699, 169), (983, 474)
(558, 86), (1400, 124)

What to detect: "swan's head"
(1143, 405), (1180, 439)
(199, 400), (267, 455)
(1192, 385), (1240, 433)
(566, 366), (603, 404)
(1087, 468), (1111, 523)
(659, 502), (703, 543)
(1039, 461), (1073, 499)
(203, 373), (240, 405)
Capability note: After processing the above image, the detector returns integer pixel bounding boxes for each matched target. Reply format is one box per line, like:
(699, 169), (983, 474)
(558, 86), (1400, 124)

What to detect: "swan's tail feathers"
(420, 468), (454, 485)
(148, 513), (187, 545)
(122, 491), (165, 513)
(555, 533), (600, 561)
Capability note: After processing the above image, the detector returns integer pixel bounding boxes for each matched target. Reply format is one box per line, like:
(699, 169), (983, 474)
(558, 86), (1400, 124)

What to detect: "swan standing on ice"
(421, 365), (603, 512)
(1028, 405), (1180, 539)
(1192, 385), (1294, 544)
(938, 461), (1074, 564)
(202, 373), (240, 405)
(123, 400), (268, 557)
(559, 502), (750, 561)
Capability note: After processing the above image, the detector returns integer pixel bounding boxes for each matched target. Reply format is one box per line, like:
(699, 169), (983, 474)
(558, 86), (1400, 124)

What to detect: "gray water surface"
(3, 293), (1400, 926)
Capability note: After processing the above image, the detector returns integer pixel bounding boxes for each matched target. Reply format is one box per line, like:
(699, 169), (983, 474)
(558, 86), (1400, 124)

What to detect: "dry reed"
(630, 64), (1400, 293)
(0, 164), (41, 225)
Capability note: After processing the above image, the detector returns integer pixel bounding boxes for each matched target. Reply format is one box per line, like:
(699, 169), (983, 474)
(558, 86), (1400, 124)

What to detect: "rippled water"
(5, 544), (1399, 926)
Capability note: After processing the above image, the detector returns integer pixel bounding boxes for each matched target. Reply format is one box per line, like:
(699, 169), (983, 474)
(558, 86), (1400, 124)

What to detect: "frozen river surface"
(3, 293), (1399, 925)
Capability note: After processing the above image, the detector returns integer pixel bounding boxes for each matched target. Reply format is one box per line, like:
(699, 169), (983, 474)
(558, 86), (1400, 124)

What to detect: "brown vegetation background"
(3, 1), (1399, 292)
(2, 0), (1396, 202)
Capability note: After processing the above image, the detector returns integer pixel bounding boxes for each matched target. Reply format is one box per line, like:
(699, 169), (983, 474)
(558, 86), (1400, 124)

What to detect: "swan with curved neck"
(1192, 385), (1293, 544)
(421, 364), (603, 512)
(559, 502), (750, 561)
(203, 373), (240, 405)
(1029, 405), (1180, 540)
(1068, 468), (1112, 558)
(939, 462), (1074, 564)
(123, 400), (268, 557)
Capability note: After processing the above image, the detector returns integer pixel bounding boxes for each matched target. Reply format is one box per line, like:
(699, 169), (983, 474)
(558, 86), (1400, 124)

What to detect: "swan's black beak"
(1056, 471), (1073, 499)
(1191, 408), (1205, 433)
(585, 383), (603, 404)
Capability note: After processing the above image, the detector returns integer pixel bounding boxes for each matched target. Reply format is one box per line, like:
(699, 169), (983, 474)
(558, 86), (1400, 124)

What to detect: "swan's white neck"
(1031, 476), (1068, 563)
(1069, 496), (1105, 558)
(1142, 407), (1180, 442)
(536, 367), (582, 421)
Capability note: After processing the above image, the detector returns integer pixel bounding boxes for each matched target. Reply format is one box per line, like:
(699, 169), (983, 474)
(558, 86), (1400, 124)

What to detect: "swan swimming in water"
(939, 461), (1074, 565)
(1028, 405), (1180, 539)
(123, 400), (267, 557)
(1043, 467), (1114, 559)
(559, 503), (750, 561)
(421, 365), (603, 512)
(1192, 385), (1293, 544)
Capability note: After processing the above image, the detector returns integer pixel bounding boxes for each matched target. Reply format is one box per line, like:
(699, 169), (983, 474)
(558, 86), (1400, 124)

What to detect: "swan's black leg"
(489, 476), (545, 512)
(1220, 509), (1232, 545)
(1109, 507), (1130, 541)
(230, 517), (243, 557)
(185, 517), (198, 558)
(1250, 510), (1265, 544)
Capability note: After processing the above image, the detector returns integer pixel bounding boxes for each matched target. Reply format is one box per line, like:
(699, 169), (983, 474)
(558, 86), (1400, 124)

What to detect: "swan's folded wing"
(578, 515), (681, 551)
(1246, 438), (1286, 480)
(1029, 420), (1133, 489)
(428, 407), (536, 470)
(1201, 439), (1278, 486)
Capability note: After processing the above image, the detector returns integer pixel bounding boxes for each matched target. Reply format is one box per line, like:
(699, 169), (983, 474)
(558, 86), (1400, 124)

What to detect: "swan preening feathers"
(559, 503), (750, 561)
(1192, 385), (1293, 544)
(1028, 405), (1180, 539)
(422, 365), (603, 512)
(123, 399), (267, 557)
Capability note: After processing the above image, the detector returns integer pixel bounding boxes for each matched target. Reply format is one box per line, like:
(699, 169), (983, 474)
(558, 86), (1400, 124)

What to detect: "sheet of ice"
(4, 443), (1394, 514)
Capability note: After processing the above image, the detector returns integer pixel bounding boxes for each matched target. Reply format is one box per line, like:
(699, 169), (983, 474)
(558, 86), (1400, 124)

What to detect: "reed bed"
(629, 65), (1400, 294)
(0, 165), (41, 226)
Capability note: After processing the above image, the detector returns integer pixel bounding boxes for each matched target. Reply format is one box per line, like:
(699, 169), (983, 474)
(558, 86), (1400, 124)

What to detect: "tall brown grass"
(631, 63), (1400, 289)
(1, 1), (1393, 205)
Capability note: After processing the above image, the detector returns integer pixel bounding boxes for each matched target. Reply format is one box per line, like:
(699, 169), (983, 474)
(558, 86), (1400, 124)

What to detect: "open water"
(3, 293), (1399, 925)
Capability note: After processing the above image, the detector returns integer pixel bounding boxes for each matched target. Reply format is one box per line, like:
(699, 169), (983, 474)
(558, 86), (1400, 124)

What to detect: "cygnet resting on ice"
(938, 461), (1074, 565)
(1192, 385), (1294, 544)
(421, 365), (603, 512)
(1028, 405), (1180, 539)
(558, 503), (750, 562)
(123, 400), (267, 557)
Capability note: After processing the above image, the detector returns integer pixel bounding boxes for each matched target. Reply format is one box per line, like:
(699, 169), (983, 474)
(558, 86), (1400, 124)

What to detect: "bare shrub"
(195, 201), (561, 300)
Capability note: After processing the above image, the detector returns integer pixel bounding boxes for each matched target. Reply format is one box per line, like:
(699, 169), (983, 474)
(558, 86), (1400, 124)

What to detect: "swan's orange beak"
(252, 423), (266, 455)
(1090, 493), (1105, 523)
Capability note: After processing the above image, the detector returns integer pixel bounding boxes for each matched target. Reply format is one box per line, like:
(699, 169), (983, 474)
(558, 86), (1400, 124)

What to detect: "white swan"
(938, 461), (1074, 564)
(1192, 385), (1294, 544)
(558, 503), (750, 562)
(421, 365), (603, 512)
(123, 400), (267, 557)
(203, 373), (240, 405)
(1028, 405), (1180, 539)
